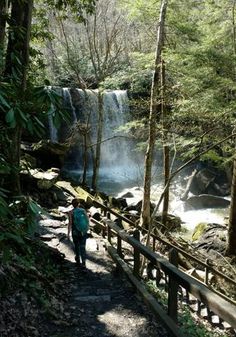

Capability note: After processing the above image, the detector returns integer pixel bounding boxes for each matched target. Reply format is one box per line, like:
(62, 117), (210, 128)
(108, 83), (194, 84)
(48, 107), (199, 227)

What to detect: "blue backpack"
(73, 208), (89, 234)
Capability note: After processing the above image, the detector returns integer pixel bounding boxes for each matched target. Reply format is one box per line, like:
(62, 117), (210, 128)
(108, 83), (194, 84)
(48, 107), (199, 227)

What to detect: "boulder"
(21, 140), (69, 169)
(120, 192), (134, 198)
(185, 194), (230, 210)
(192, 223), (228, 258)
(108, 196), (128, 209)
(190, 168), (230, 196)
(56, 181), (79, 197)
(21, 168), (59, 190)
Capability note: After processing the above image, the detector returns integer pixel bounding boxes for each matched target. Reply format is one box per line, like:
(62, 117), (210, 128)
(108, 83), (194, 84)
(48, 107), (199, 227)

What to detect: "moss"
(192, 222), (208, 241)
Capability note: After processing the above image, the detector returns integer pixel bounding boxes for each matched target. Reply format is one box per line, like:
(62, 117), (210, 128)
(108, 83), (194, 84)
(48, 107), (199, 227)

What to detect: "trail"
(41, 219), (170, 337)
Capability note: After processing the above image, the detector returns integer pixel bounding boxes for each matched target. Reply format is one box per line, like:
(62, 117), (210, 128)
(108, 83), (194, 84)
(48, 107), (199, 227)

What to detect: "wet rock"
(108, 196), (128, 209)
(192, 223), (227, 258)
(190, 168), (230, 196)
(185, 194), (230, 210)
(120, 192), (134, 198)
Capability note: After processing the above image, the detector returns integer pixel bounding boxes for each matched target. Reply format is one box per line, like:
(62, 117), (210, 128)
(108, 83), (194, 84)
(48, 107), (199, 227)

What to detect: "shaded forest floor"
(0, 221), (170, 337)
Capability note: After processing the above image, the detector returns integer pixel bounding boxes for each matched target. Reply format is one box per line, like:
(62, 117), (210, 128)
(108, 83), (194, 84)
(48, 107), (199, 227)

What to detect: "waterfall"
(101, 90), (132, 170)
(63, 88), (77, 123)
(61, 88), (139, 187)
(48, 114), (58, 142)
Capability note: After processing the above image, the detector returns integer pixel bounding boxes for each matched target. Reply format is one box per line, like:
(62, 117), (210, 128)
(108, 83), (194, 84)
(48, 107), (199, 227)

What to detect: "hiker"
(68, 198), (90, 269)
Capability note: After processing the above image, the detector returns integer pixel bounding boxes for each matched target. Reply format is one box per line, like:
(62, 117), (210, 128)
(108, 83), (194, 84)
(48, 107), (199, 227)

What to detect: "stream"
(63, 168), (230, 238)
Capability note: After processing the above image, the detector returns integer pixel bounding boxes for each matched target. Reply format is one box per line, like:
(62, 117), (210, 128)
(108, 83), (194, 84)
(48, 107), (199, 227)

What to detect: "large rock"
(185, 194), (230, 210)
(192, 223), (228, 258)
(21, 168), (59, 190)
(56, 181), (79, 197)
(190, 168), (230, 196)
(21, 140), (69, 169)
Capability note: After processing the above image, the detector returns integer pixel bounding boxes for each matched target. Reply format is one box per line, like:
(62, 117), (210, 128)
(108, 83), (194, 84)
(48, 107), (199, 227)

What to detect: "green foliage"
(146, 280), (168, 308)
(179, 307), (228, 337)
(0, 188), (10, 217)
(101, 52), (154, 93)
(8, 196), (47, 235)
(0, 80), (69, 137)
(146, 281), (228, 337)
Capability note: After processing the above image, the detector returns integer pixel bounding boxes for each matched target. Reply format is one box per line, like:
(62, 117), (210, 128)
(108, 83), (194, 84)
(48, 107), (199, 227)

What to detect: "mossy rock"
(192, 222), (208, 241)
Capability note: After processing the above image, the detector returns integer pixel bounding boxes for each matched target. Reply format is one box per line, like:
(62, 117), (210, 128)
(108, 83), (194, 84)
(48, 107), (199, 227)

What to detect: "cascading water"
(100, 91), (135, 169)
(48, 114), (58, 143)
(61, 88), (141, 192)
(63, 88), (77, 123)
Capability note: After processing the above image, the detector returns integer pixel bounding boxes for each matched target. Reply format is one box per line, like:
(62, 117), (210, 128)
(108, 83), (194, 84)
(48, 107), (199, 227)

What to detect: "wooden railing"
(100, 220), (236, 337)
(90, 198), (236, 304)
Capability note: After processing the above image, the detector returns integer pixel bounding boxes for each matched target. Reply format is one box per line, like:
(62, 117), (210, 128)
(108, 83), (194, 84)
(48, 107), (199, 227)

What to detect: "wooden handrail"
(90, 199), (236, 289)
(106, 221), (236, 330)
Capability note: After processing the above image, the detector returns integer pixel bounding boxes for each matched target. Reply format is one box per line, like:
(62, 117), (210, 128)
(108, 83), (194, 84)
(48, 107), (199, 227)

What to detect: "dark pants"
(72, 229), (87, 264)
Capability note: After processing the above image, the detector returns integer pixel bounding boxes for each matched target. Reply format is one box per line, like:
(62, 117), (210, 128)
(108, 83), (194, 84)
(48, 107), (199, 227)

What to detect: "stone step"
(73, 287), (126, 297)
(74, 294), (111, 302)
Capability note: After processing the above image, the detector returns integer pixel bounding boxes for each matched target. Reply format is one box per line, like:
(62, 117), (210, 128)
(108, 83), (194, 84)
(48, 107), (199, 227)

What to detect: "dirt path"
(41, 220), (170, 337)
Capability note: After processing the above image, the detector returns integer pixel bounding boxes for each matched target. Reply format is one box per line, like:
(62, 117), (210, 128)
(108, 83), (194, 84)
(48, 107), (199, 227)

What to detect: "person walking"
(68, 198), (90, 269)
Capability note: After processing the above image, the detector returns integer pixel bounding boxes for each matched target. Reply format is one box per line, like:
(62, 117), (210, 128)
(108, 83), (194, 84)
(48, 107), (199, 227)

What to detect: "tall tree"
(3, 0), (33, 195)
(0, 1), (8, 48)
(160, 59), (170, 226)
(226, 0), (236, 256)
(140, 0), (168, 228)
(226, 151), (236, 255)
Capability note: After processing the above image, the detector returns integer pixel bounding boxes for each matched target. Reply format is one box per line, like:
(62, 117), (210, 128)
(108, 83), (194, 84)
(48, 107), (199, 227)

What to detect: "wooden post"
(152, 236), (156, 251)
(133, 230), (140, 278)
(117, 235), (122, 257)
(204, 258), (212, 320)
(204, 258), (209, 285)
(168, 248), (178, 323)
(107, 222), (111, 243)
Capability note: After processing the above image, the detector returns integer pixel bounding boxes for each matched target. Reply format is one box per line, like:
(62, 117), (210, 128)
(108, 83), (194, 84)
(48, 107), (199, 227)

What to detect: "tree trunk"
(226, 157), (236, 255)
(160, 59), (170, 226)
(0, 0), (8, 46)
(180, 168), (198, 201)
(0, 0), (9, 73)
(225, 0), (236, 256)
(92, 91), (103, 191)
(140, 0), (168, 228)
(4, 0), (33, 195)
(4, 0), (33, 88)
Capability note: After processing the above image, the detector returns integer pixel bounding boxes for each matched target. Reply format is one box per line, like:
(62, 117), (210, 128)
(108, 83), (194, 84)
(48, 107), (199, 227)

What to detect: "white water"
(48, 114), (58, 142)
(116, 179), (229, 235)
(63, 88), (77, 123)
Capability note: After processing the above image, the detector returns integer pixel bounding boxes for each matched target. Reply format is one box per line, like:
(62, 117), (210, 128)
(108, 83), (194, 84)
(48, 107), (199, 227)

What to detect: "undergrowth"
(146, 280), (231, 337)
